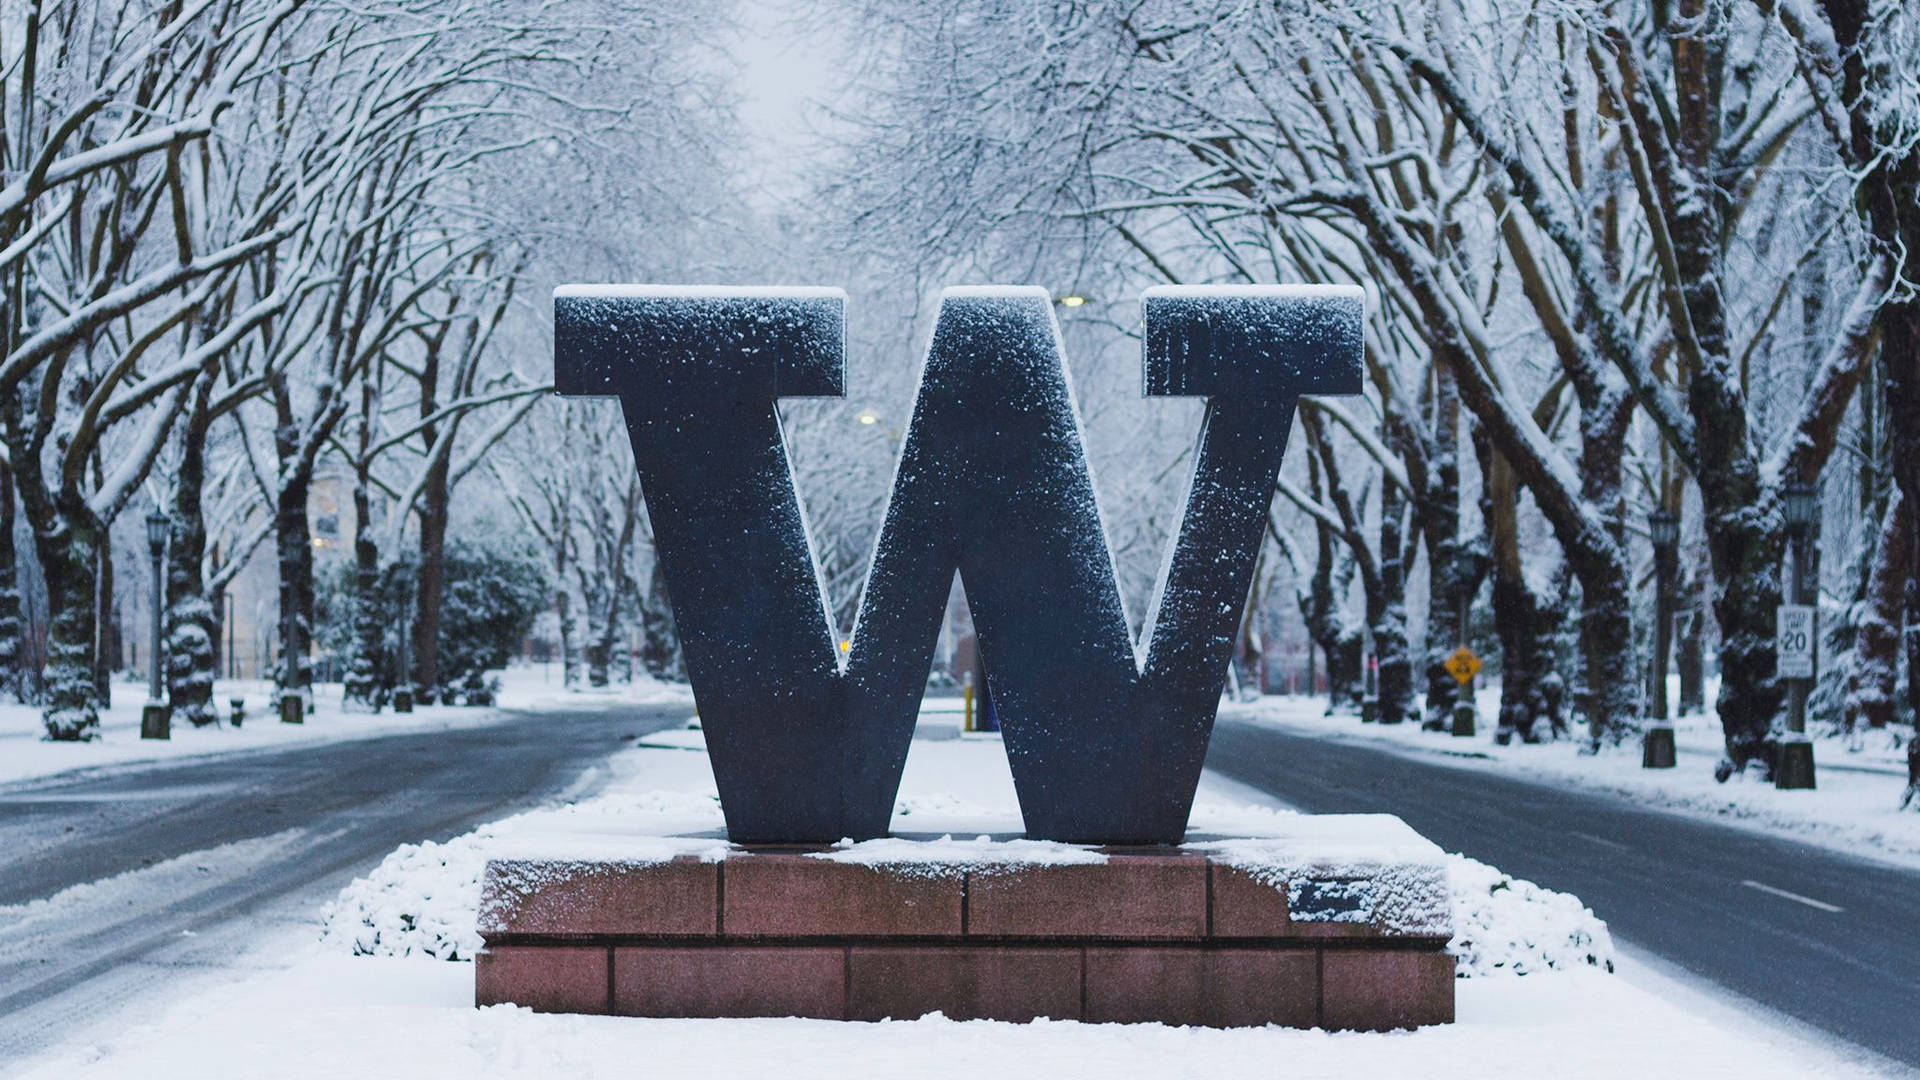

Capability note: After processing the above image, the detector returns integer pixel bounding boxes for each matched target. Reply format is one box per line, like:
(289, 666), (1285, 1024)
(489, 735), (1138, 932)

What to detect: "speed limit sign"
(1776, 604), (1816, 680)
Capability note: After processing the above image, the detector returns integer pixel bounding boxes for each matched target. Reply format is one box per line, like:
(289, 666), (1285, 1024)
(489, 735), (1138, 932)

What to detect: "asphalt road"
(0, 702), (688, 1062)
(1206, 713), (1920, 1068)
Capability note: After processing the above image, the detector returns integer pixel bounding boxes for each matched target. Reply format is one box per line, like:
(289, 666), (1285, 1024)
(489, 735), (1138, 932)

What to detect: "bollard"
(280, 693), (304, 725)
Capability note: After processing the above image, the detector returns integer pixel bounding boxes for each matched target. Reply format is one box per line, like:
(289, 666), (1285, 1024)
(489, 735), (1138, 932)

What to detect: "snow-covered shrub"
(319, 833), (493, 960)
(1446, 854), (1614, 977)
(313, 540), (547, 705)
(435, 542), (547, 704)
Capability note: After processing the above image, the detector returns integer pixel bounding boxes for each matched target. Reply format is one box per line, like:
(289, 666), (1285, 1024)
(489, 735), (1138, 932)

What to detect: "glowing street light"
(858, 411), (879, 425)
(1056, 295), (1087, 308)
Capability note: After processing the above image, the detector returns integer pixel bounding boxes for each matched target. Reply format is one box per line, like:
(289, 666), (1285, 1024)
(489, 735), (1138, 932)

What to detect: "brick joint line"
(1078, 946), (1088, 1020)
(1314, 947), (1325, 1028)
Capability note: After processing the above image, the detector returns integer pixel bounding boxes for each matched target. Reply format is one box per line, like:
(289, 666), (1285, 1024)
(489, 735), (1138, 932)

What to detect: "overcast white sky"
(725, 0), (849, 206)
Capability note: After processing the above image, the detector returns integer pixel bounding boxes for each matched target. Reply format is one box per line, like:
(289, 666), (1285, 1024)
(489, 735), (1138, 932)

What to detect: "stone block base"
(475, 829), (1455, 1029)
(478, 940), (1451, 1028)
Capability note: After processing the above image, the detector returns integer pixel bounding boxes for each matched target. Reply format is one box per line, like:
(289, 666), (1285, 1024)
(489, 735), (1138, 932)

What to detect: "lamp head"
(1781, 482), (1818, 531)
(1649, 508), (1679, 549)
(145, 511), (170, 556)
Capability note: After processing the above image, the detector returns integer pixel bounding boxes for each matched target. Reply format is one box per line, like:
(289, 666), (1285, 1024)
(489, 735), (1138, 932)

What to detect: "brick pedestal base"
(476, 839), (1454, 1029)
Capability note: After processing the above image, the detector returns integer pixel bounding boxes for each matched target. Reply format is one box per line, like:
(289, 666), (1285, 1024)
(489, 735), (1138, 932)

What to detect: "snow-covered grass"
(0, 664), (691, 788)
(1226, 690), (1920, 868)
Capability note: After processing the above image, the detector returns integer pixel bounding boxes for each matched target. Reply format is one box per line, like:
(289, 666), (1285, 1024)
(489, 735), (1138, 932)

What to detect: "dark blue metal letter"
(555, 284), (1362, 844)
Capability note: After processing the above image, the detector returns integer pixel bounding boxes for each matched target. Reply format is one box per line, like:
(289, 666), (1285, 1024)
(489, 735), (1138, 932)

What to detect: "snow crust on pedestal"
(809, 835), (1107, 874)
(1190, 815), (1451, 936)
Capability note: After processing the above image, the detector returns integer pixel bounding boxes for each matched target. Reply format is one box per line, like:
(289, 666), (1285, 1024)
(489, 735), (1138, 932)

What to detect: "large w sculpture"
(555, 285), (1362, 845)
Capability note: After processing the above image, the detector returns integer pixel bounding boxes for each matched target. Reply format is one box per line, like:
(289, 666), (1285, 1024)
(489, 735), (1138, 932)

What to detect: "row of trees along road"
(0, 0), (730, 737)
(820, 0), (1920, 789)
(15, 0), (1916, 810)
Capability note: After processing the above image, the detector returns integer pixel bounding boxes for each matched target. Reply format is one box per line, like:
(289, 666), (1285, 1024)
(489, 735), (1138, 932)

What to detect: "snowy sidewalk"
(6, 716), (1902, 1079)
(0, 666), (691, 788)
(1224, 693), (1920, 869)
(8, 953), (1887, 1080)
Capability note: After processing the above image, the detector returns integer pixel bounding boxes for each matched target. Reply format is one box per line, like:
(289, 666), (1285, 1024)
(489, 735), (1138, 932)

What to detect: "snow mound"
(321, 789), (727, 961)
(1446, 855), (1614, 977)
(321, 832), (493, 961)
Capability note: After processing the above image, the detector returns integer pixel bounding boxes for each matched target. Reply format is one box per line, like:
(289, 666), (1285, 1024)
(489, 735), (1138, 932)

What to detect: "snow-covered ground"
(9, 954), (1891, 1080)
(0, 664), (691, 787)
(8, 712), (1904, 1080)
(1225, 689), (1920, 869)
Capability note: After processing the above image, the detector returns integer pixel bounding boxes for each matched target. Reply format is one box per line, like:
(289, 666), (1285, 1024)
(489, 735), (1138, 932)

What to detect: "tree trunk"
(1650, 3), (1783, 767)
(343, 378), (385, 712)
(557, 586), (577, 686)
(410, 451), (450, 704)
(4, 382), (99, 736)
(1573, 379), (1638, 746)
(34, 525), (100, 739)
(585, 611), (613, 688)
(209, 577), (226, 682)
(0, 465), (17, 701)
(164, 374), (219, 728)
(1846, 492), (1908, 732)
(1374, 475), (1413, 723)
(93, 537), (114, 705)
(1677, 559), (1707, 715)
(639, 555), (680, 680)
(274, 414), (315, 704)
(1419, 368), (1472, 724)
(343, 480), (385, 711)
(1483, 446), (1559, 743)
(1301, 521), (1362, 709)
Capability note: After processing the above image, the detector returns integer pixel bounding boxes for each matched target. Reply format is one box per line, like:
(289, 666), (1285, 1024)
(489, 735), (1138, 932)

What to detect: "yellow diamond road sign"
(1444, 646), (1481, 685)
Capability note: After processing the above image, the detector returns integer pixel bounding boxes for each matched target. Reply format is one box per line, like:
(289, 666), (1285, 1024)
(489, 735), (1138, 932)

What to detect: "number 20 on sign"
(1776, 604), (1816, 680)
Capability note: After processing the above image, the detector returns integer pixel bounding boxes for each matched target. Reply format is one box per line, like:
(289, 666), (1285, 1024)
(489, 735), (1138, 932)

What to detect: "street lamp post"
(1643, 509), (1679, 768)
(1776, 482), (1818, 789)
(141, 512), (171, 740)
